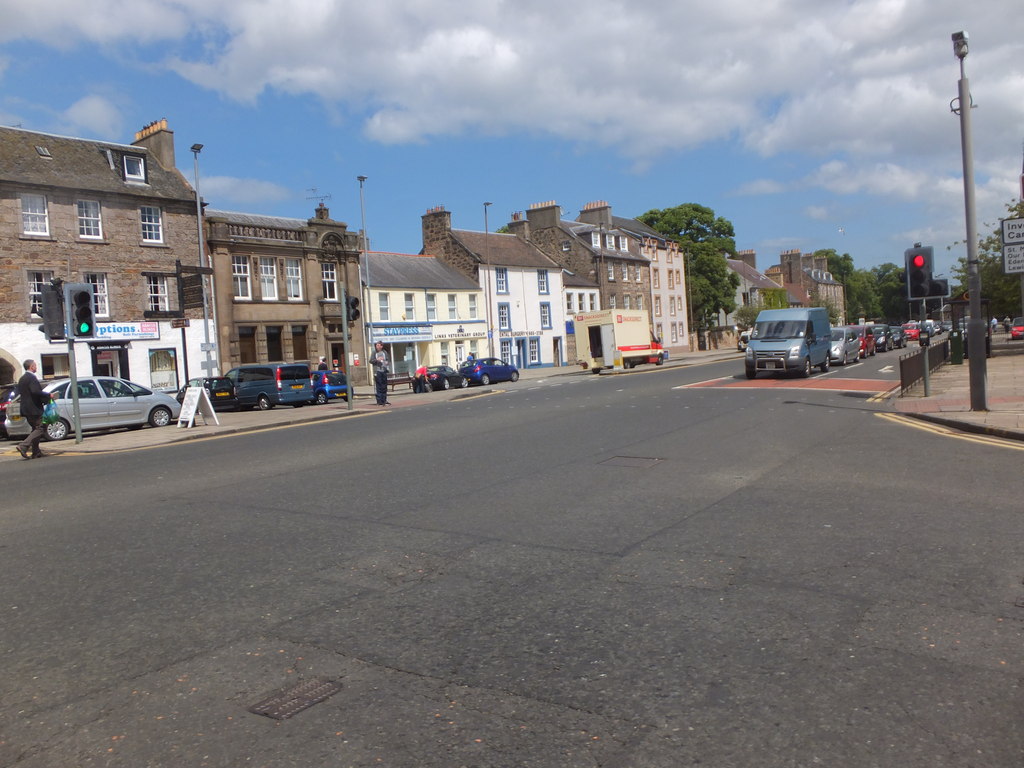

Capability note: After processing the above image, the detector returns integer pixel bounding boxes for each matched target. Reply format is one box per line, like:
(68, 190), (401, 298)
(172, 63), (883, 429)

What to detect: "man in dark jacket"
(16, 359), (50, 459)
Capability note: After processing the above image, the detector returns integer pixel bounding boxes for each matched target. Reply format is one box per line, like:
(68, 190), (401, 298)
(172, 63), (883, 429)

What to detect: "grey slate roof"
(362, 252), (480, 290)
(0, 126), (194, 202)
(611, 214), (666, 244)
(562, 221), (651, 264)
(726, 258), (784, 291)
(452, 229), (560, 270)
(205, 209), (308, 230)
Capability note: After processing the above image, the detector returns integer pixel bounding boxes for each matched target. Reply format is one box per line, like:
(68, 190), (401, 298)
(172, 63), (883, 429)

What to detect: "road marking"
(876, 413), (1024, 450)
(678, 376), (890, 393)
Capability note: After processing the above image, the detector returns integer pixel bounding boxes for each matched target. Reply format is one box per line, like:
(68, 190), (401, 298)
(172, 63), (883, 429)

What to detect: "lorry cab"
(744, 307), (831, 379)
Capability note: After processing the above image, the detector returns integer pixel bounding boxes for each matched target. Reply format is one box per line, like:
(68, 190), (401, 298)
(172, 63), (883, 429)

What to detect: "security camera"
(952, 30), (968, 59)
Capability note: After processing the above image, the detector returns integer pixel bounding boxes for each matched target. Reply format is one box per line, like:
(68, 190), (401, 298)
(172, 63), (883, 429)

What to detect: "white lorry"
(573, 309), (665, 372)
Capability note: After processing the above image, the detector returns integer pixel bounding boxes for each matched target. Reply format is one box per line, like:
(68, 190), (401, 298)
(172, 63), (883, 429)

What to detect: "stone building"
(0, 120), (210, 389)
(775, 249), (846, 322)
(422, 206), (567, 368)
(204, 204), (366, 381)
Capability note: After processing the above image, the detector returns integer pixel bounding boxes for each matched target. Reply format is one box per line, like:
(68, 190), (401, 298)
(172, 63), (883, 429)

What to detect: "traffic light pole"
(339, 282), (354, 412)
(62, 294), (83, 444)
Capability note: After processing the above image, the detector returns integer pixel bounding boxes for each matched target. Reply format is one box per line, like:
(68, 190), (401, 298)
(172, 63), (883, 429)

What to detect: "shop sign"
(96, 321), (161, 340)
(434, 324), (485, 340)
(372, 325), (433, 342)
(499, 330), (540, 338)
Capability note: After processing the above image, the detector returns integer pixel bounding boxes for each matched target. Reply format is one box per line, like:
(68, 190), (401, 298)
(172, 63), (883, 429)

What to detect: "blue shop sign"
(371, 325), (433, 343)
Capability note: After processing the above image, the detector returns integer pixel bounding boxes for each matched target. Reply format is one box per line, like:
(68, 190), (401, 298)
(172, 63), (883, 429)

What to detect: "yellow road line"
(876, 412), (1024, 450)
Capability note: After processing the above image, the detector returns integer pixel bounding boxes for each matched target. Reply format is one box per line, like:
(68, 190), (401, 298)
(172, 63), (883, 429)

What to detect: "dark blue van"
(224, 363), (313, 410)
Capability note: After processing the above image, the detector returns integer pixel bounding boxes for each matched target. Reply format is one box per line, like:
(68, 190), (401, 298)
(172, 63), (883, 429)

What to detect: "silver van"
(744, 307), (832, 379)
(224, 363), (313, 410)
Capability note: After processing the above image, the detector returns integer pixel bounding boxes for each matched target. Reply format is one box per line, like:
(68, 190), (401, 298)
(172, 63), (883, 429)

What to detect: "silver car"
(4, 376), (181, 441)
(829, 327), (860, 366)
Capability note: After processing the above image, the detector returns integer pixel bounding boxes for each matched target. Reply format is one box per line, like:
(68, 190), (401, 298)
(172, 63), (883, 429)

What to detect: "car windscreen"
(279, 366), (309, 381)
(753, 320), (805, 340)
(831, 329), (846, 341)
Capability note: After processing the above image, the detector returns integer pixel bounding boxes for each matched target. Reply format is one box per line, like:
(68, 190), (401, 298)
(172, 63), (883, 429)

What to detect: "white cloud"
(60, 95), (123, 138)
(734, 179), (787, 196)
(199, 175), (291, 206)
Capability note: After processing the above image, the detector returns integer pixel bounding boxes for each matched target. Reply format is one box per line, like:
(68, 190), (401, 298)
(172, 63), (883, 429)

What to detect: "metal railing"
(899, 338), (950, 394)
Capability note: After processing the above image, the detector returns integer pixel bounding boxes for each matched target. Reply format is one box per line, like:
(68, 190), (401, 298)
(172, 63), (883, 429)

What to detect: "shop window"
(149, 348), (178, 391)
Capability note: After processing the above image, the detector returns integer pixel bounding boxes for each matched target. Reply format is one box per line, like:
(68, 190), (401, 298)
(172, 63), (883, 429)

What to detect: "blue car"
(309, 370), (348, 403)
(458, 357), (520, 386)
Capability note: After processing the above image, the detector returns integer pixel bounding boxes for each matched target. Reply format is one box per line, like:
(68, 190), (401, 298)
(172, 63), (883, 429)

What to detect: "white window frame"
(591, 231), (600, 247)
(259, 257), (278, 300)
(28, 270), (53, 315)
(233, 256), (252, 300)
(140, 206), (163, 243)
(405, 293), (416, 320)
(500, 338), (512, 360)
(468, 294), (478, 319)
(447, 293), (458, 320)
(607, 263), (615, 282)
(624, 295), (631, 310)
(378, 292), (391, 321)
(285, 258), (303, 301)
(84, 273), (109, 317)
(426, 293), (437, 321)
(537, 270), (549, 294)
(497, 302), (511, 330)
(21, 193), (49, 235)
(540, 302), (552, 329)
(77, 200), (102, 239)
(321, 263), (337, 301)
(529, 337), (540, 364)
(495, 267), (509, 294)
(124, 155), (145, 181)
(147, 275), (169, 312)
(622, 264), (629, 282)
(566, 293), (574, 314)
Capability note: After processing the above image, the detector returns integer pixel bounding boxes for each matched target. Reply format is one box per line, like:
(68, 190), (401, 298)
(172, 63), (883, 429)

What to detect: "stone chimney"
(132, 118), (175, 170)
(507, 210), (529, 240)
(577, 200), (613, 227)
(421, 205), (452, 253)
(735, 249), (757, 270)
(524, 200), (561, 230)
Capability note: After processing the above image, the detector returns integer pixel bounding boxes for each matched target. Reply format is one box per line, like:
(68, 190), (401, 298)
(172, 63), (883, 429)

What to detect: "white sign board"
(1001, 217), (1024, 244)
(1004, 243), (1024, 274)
(177, 386), (219, 428)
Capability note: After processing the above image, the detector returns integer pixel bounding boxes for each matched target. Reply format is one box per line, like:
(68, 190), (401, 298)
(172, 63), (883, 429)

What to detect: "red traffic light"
(911, 253), (926, 268)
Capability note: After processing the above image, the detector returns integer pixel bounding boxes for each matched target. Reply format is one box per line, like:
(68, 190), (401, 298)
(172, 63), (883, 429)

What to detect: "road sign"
(1001, 217), (1024, 244)
(1005, 243), (1024, 274)
(171, 317), (190, 328)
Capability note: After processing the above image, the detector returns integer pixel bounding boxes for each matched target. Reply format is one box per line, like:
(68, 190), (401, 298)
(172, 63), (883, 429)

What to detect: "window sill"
(140, 241), (169, 248)
(19, 234), (55, 241)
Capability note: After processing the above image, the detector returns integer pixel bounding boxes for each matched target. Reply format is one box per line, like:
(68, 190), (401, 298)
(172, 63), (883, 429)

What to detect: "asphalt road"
(3, 356), (1023, 767)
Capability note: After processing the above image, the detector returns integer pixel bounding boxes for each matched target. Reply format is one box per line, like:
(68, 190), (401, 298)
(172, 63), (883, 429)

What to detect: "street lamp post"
(952, 31), (987, 411)
(357, 175), (370, 385)
(190, 144), (215, 379)
(483, 202), (494, 357)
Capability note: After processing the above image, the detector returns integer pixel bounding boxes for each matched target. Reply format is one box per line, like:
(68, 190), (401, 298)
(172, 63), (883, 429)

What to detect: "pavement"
(4, 338), (1023, 460)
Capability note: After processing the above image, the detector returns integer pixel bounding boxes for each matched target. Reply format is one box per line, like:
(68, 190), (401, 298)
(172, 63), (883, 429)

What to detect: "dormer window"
(123, 155), (146, 182)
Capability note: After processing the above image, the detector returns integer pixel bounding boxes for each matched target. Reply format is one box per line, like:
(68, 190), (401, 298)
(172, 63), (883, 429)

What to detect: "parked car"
(902, 321), (920, 341)
(5, 376), (181, 441)
(737, 330), (751, 351)
(0, 384), (17, 438)
(829, 327), (860, 366)
(310, 370), (348, 403)
(1011, 318), (1024, 341)
(175, 376), (239, 411)
(459, 357), (520, 385)
(425, 365), (468, 391)
(224, 363), (313, 410)
(868, 324), (892, 352)
(889, 324), (907, 348)
(848, 325), (876, 358)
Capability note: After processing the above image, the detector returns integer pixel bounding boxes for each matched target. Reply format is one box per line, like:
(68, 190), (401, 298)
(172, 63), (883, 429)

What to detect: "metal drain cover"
(249, 677), (342, 720)
(600, 456), (662, 468)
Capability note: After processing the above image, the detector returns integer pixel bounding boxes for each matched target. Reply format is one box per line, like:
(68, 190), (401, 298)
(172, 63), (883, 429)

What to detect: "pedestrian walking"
(371, 342), (391, 405)
(15, 359), (51, 460)
(317, 356), (329, 371)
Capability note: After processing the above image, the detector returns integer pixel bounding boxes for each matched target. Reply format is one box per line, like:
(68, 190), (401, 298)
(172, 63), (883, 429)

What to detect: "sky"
(2, 0), (1022, 282)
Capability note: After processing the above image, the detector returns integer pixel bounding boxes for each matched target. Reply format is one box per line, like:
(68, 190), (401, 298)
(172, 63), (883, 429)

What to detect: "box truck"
(573, 309), (665, 372)
(744, 307), (831, 378)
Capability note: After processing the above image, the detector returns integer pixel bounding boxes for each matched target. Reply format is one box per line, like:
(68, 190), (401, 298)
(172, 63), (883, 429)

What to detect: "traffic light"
(905, 245), (933, 299)
(64, 283), (96, 337)
(37, 282), (65, 340)
(346, 294), (360, 322)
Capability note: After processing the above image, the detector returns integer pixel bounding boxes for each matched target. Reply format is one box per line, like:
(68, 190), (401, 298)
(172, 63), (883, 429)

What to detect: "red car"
(1011, 317), (1024, 341)
(902, 321), (920, 341)
(847, 325), (876, 358)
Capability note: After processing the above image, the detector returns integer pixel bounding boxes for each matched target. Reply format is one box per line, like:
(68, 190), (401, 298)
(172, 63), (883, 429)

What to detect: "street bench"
(386, 373), (414, 391)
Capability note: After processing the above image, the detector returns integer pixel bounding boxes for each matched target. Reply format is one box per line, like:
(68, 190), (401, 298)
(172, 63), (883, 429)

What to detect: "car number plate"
(767, 361), (780, 369)
(291, 384), (303, 389)
(215, 392), (228, 397)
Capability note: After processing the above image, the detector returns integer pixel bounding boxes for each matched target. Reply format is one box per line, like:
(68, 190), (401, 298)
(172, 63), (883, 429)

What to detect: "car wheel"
(459, 377), (468, 388)
(257, 394), (273, 410)
(46, 418), (70, 441)
(316, 391), (328, 404)
(745, 366), (757, 380)
(820, 356), (830, 373)
(481, 373), (491, 385)
(148, 406), (172, 428)
(442, 378), (451, 390)
(655, 355), (664, 366)
(801, 358), (812, 377)
(510, 371), (519, 382)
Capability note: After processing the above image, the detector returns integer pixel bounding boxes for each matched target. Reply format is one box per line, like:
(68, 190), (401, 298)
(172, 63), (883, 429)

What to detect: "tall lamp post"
(483, 202), (494, 357)
(357, 175), (370, 385)
(191, 144), (215, 379)
(952, 31), (987, 411)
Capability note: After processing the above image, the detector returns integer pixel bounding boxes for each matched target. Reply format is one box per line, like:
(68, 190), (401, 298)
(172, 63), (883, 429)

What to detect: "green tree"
(950, 199), (1024, 318)
(732, 303), (761, 329)
(637, 203), (741, 333)
(872, 262), (907, 322)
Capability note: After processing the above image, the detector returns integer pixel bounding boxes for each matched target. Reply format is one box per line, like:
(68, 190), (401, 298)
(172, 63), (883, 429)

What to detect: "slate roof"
(611, 214), (667, 244)
(726, 258), (783, 291)
(562, 221), (651, 264)
(362, 252), (480, 290)
(205, 209), (308, 230)
(0, 126), (194, 202)
(452, 229), (559, 270)
(562, 269), (599, 288)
